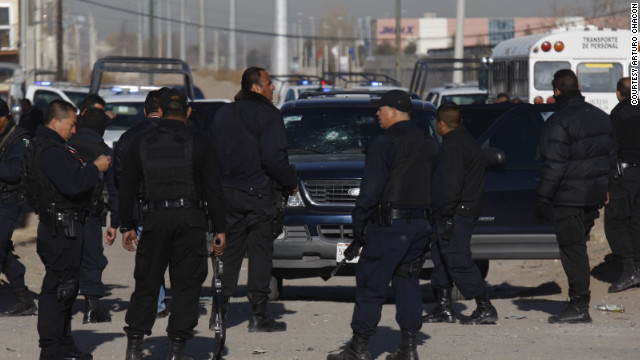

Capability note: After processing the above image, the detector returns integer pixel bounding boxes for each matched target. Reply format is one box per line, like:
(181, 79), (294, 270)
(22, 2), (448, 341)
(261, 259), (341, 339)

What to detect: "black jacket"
(208, 90), (297, 194)
(118, 119), (226, 232)
(610, 97), (640, 163)
(113, 116), (160, 187)
(440, 125), (484, 219)
(537, 92), (616, 207)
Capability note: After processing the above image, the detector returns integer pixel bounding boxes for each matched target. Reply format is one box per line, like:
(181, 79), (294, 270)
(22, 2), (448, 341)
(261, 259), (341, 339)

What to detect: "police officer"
(24, 99), (111, 360)
(328, 90), (438, 360)
(423, 103), (498, 325)
(67, 107), (118, 323)
(119, 89), (226, 360)
(605, 77), (640, 293)
(0, 98), (37, 317)
(209, 67), (298, 332)
(112, 87), (171, 319)
(536, 69), (615, 323)
(18, 98), (43, 137)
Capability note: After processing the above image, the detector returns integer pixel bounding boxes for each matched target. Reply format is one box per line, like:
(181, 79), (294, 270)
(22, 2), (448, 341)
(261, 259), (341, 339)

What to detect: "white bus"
(488, 26), (631, 113)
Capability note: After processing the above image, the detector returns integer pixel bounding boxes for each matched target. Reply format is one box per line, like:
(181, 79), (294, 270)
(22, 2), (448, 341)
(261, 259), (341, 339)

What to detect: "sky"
(68, 0), (625, 40)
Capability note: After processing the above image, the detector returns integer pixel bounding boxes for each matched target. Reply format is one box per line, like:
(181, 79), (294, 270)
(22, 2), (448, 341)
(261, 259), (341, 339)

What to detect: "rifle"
(210, 250), (225, 360)
(328, 232), (366, 279)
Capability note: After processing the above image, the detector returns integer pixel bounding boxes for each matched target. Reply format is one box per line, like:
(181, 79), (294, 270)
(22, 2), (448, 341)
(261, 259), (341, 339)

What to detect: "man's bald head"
(616, 77), (631, 101)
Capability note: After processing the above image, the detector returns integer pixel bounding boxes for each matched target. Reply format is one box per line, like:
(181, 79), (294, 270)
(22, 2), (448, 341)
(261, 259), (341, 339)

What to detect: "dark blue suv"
(270, 97), (559, 299)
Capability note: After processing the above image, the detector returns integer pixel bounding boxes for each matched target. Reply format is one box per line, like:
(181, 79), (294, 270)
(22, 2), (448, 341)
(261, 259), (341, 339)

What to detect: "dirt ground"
(1, 210), (639, 360)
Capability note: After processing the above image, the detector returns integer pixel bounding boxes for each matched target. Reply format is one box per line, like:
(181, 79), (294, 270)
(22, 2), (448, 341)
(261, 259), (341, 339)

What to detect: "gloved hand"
(441, 216), (454, 241)
(535, 199), (550, 223)
(56, 279), (77, 302)
(344, 239), (363, 261)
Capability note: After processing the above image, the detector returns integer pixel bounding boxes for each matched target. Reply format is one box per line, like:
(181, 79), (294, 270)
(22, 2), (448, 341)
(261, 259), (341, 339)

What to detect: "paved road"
(1, 213), (639, 360)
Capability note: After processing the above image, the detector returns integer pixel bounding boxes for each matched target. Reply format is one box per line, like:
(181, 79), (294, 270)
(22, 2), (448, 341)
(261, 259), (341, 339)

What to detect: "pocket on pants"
(607, 187), (631, 219)
(133, 246), (149, 281)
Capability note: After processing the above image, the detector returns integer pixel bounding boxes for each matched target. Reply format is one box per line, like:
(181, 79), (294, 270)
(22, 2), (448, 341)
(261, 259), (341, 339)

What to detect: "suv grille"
(303, 179), (361, 205)
(318, 224), (355, 241)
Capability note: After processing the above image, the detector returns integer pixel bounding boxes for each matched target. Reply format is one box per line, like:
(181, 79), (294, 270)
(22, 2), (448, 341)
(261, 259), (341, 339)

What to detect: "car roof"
(281, 97), (437, 111)
(427, 86), (487, 95)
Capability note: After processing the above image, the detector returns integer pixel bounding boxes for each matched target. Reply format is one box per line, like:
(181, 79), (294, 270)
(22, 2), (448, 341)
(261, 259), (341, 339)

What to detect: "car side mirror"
(484, 147), (506, 169)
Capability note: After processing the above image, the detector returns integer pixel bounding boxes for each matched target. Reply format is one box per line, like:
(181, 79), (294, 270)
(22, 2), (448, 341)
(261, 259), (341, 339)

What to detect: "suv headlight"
(286, 192), (305, 207)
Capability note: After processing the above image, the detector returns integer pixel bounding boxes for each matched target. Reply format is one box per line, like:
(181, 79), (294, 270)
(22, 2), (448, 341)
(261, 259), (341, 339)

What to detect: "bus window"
(533, 61), (570, 90)
(577, 63), (623, 93)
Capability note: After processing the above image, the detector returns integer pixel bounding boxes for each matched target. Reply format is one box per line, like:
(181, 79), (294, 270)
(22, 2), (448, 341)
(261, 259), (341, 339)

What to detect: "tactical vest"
(379, 126), (434, 206)
(0, 124), (30, 193)
(140, 125), (197, 202)
(22, 137), (83, 213)
(67, 135), (110, 216)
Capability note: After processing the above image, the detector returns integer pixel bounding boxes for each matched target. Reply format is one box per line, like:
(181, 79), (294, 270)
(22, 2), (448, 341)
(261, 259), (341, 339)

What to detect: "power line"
(72, 0), (629, 43)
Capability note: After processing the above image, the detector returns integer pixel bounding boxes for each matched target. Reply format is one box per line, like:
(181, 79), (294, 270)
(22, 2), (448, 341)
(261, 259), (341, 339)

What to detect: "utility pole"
(57, 0), (63, 81)
(166, 0), (172, 58)
(395, 0), (401, 83)
(138, 2), (143, 56)
(228, 0), (236, 70)
(453, 0), (466, 83)
(180, 0), (185, 60)
(149, 0), (155, 82)
(273, 0), (288, 75)
(199, 0), (205, 68)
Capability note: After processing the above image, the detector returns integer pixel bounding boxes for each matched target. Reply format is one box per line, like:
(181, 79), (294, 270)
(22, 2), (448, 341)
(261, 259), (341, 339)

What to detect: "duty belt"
(390, 208), (433, 221)
(147, 197), (205, 211)
(621, 162), (640, 169)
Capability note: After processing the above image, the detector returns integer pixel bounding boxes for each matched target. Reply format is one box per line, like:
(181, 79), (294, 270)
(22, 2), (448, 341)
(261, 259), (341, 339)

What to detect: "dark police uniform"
(351, 120), (437, 333)
(0, 119), (36, 316)
(208, 89), (297, 328)
(27, 125), (101, 359)
(430, 124), (486, 299)
(67, 125), (119, 321)
(605, 96), (640, 292)
(537, 88), (615, 323)
(119, 118), (225, 341)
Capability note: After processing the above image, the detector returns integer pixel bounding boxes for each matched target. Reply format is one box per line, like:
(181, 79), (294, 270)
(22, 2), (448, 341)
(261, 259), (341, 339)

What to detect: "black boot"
(548, 294), (591, 324)
(247, 296), (286, 332)
(422, 288), (456, 323)
(82, 296), (111, 324)
(0, 286), (37, 316)
(165, 337), (194, 360)
(327, 333), (372, 360)
(125, 333), (144, 360)
(608, 260), (640, 293)
(386, 331), (418, 360)
(460, 293), (498, 325)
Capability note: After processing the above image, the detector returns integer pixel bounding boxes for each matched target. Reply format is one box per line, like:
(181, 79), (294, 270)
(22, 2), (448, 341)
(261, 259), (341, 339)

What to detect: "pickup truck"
(269, 97), (559, 300)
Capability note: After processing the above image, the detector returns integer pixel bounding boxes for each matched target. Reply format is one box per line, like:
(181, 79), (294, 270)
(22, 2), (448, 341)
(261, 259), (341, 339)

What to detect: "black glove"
(535, 199), (550, 223)
(344, 240), (363, 261)
(56, 279), (77, 302)
(441, 216), (454, 241)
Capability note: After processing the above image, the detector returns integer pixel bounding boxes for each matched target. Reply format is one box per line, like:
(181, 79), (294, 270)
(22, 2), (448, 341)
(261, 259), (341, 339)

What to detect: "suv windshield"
(283, 107), (435, 154)
(106, 101), (145, 129)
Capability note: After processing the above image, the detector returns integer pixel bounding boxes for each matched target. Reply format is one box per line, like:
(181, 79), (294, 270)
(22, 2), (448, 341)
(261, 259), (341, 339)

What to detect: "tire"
(451, 260), (490, 301)
(268, 276), (283, 301)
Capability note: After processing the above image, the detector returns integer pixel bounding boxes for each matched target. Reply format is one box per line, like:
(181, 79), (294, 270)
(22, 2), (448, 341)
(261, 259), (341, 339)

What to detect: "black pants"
(220, 188), (277, 300)
(80, 215), (108, 297)
(36, 220), (84, 352)
(430, 214), (486, 299)
(553, 206), (599, 298)
(352, 218), (430, 336)
(604, 167), (640, 264)
(0, 194), (26, 289)
(124, 208), (208, 339)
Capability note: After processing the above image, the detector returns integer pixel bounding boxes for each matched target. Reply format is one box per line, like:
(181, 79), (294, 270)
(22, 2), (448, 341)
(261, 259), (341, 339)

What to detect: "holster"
(372, 203), (394, 227)
(41, 205), (85, 238)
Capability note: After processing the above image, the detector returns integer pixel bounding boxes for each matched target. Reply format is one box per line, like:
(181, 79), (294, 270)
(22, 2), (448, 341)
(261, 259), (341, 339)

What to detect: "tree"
(375, 41), (395, 55)
(548, 0), (629, 29)
(404, 41), (417, 55)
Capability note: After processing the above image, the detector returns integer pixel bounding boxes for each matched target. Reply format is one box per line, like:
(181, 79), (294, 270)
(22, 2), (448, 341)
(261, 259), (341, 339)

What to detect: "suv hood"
(289, 153), (365, 179)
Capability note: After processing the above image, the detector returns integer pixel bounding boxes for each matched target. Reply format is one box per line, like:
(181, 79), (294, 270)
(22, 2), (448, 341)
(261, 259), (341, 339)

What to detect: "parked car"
(269, 98), (558, 300)
(425, 83), (488, 107)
